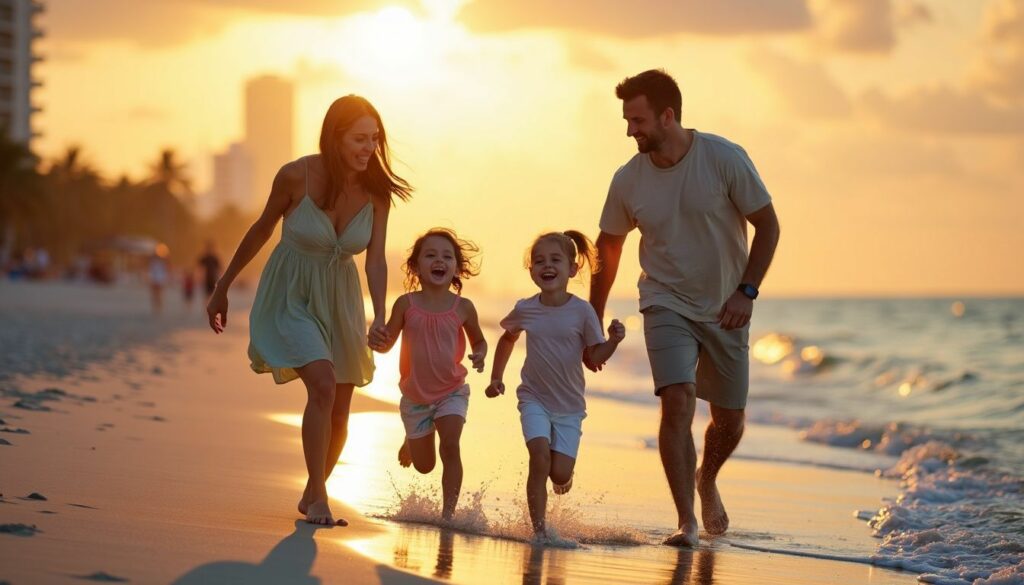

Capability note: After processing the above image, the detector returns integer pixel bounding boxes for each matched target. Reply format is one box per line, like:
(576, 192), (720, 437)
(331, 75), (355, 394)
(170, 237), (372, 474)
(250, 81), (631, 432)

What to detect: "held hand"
(608, 318), (626, 343)
(717, 291), (753, 330)
(468, 352), (486, 373)
(206, 291), (228, 334)
(367, 317), (389, 351)
(485, 380), (505, 398)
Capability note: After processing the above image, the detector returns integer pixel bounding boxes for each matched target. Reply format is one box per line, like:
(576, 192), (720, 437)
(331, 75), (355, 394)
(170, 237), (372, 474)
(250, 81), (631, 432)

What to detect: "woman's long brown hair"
(318, 95), (413, 210)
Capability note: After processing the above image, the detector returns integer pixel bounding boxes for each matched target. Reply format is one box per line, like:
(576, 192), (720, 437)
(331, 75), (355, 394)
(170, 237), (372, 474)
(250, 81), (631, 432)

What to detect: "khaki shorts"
(399, 384), (470, 439)
(642, 306), (749, 410)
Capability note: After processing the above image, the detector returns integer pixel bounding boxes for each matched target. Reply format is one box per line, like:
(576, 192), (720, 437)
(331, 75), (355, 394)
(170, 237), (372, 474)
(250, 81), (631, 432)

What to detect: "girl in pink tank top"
(369, 228), (487, 521)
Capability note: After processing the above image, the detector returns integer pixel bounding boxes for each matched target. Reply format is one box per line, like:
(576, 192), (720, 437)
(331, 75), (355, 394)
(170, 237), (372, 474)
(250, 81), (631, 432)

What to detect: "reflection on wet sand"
(665, 548), (715, 585)
(521, 545), (566, 585)
(348, 520), (734, 585)
(435, 529), (455, 579)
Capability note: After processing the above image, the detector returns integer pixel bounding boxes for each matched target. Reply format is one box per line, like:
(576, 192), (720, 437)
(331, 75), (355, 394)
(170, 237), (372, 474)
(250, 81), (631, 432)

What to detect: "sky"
(34, 0), (1024, 297)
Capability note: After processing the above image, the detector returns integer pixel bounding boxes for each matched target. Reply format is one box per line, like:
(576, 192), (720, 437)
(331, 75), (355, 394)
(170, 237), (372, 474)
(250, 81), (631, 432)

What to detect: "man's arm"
(717, 202), (781, 330)
(590, 231), (627, 325)
(587, 232), (627, 371)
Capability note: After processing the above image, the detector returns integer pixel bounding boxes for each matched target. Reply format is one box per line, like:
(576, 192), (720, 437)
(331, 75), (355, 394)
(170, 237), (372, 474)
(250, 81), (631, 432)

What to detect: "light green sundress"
(248, 158), (375, 386)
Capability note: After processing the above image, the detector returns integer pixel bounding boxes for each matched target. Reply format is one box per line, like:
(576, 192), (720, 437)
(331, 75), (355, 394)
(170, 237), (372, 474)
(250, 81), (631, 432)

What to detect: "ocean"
(336, 296), (1024, 585)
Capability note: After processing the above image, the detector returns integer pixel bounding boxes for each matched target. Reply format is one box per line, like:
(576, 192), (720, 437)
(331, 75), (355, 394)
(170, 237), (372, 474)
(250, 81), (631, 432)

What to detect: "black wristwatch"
(737, 283), (759, 300)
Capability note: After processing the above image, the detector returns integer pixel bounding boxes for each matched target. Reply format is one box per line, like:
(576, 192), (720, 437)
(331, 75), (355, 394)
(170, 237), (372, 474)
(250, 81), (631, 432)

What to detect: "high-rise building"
(0, 0), (43, 145)
(211, 142), (253, 212)
(244, 75), (293, 209)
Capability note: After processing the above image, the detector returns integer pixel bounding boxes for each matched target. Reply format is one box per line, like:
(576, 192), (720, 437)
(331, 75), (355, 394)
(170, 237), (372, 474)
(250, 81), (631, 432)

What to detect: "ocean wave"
(864, 442), (1024, 584)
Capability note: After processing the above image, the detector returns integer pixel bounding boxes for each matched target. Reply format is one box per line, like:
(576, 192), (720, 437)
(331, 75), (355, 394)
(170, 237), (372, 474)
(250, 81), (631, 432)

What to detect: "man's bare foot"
(305, 500), (335, 525)
(696, 467), (729, 536)
(398, 441), (412, 468)
(662, 519), (700, 547)
(552, 473), (573, 495)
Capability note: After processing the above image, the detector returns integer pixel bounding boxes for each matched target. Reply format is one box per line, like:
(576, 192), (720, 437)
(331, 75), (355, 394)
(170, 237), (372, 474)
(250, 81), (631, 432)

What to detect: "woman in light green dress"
(206, 96), (412, 526)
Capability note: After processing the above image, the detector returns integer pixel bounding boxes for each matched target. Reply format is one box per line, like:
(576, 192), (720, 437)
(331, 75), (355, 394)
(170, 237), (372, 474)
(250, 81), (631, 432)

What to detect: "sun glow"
(336, 6), (458, 86)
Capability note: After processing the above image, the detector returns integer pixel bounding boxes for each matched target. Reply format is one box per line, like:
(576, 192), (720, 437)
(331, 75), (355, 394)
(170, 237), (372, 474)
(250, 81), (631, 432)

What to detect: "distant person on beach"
(589, 69), (780, 547)
(182, 269), (196, 308)
(206, 95), (412, 526)
(197, 241), (222, 298)
(368, 228), (487, 521)
(148, 244), (171, 314)
(487, 231), (625, 544)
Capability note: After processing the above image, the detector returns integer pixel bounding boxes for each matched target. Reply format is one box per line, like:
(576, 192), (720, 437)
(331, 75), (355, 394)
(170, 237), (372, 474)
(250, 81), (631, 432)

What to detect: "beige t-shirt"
(600, 131), (772, 322)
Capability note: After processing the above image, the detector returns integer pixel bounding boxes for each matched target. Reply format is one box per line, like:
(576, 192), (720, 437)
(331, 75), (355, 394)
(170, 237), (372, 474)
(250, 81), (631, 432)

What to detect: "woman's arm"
(370, 294), (408, 353)
(206, 162), (299, 333)
(364, 196), (390, 341)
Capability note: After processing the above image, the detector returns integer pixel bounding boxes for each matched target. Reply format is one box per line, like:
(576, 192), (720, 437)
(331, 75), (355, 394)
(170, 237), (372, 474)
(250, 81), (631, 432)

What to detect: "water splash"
(376, 477), (649, 547)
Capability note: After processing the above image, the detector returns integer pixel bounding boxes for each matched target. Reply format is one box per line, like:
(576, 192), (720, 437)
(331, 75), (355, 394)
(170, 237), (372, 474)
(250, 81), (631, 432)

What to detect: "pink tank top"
(399, 294), (468, 405)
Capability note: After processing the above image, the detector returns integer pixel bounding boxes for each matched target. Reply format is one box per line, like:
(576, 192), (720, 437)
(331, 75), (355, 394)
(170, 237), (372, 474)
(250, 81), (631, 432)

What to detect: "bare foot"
(297, 481), (312, 516)
(552, 473), (573, 495)
(662, 520), (700, 547)
(398, 441), (412, 468)
(305, 500), (335, 526)
(696, 467), (729, 536)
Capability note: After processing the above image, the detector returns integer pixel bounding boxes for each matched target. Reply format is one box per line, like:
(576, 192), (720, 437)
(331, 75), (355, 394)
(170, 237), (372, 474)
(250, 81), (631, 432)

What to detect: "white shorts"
(399, 384), (469, 440)
(518, 400), (586, 459)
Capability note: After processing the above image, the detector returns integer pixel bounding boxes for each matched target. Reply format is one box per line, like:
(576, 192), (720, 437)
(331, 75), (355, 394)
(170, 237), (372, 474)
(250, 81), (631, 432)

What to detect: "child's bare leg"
(398, 440), (413, 467)
(526, 437), (552, 536)
(550, 452), (576, 495)
(435, 415), (465, 521)
(406, 433), (437, 474)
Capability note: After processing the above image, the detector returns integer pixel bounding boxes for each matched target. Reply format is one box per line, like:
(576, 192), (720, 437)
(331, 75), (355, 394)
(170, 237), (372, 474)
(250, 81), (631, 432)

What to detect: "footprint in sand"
(0, 438), (12, 446)
(73, 571), (129, 582)
(0, 523), (41, 537)
(24, 492), (47, 501)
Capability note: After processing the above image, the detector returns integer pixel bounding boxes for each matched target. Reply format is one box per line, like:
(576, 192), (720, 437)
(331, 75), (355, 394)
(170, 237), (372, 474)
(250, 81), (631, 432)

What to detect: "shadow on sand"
(171, 520), (324, 585)
(171, 520), (434, 585)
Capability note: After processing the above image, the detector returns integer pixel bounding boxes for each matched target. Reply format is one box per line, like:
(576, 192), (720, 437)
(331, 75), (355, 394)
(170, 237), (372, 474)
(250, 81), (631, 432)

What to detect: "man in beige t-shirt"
(589, 69), (781, 548)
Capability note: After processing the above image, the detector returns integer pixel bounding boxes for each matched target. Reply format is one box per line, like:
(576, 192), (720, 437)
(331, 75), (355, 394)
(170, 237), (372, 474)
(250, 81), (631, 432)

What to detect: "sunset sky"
(35, 0), (1024, 297)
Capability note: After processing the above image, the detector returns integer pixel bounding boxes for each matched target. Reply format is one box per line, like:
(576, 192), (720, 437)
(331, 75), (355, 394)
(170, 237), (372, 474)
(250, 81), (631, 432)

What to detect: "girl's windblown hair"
(403, 228), (480, 293)
(527, 230), (600, 277)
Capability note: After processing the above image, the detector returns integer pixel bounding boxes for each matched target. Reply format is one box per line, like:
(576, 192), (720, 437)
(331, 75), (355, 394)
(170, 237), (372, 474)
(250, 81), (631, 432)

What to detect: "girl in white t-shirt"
(486, 230), (625, 543)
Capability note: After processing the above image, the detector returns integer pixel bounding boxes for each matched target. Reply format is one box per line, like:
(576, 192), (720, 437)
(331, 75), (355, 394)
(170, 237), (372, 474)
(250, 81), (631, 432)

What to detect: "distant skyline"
(31, 0), (1024, 296)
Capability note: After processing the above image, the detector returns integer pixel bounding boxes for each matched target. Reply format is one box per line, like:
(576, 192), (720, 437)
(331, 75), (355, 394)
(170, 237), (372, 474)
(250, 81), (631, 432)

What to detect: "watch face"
(740, 284), (758, 299)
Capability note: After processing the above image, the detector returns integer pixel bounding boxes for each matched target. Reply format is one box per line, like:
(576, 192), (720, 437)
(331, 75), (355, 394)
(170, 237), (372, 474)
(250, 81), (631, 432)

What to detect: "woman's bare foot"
(662, 518), (700, 547)
(297, 481), (312, 516)
(398, 441), (412, 468)
(305, 500), (335, 525)
(696, 467), (729, 536)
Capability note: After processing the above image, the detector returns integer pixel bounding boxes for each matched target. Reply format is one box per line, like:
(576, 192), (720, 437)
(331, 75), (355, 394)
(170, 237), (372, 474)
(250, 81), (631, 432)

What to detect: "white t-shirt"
(600, 130), (772, 322)
(500, 294), (606, 414)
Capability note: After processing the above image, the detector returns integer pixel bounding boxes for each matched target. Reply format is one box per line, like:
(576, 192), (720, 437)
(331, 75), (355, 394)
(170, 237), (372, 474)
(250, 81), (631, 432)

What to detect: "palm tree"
(0, 136), (42, 266)
(149, 148), (194, 204)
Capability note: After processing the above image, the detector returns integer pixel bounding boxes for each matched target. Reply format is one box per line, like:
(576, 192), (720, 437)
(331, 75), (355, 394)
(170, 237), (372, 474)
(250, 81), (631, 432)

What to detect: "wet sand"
(0, 281), (917, 583)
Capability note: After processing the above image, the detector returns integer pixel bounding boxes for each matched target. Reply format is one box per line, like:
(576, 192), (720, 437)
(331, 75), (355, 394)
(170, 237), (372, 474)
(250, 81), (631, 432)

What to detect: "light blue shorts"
(518, 400), (586, 459)
(399, 384), (469, 440)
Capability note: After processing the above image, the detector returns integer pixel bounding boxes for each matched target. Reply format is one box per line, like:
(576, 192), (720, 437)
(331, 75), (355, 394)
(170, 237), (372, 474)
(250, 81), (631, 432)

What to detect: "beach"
(1, 281), (1019, 584)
